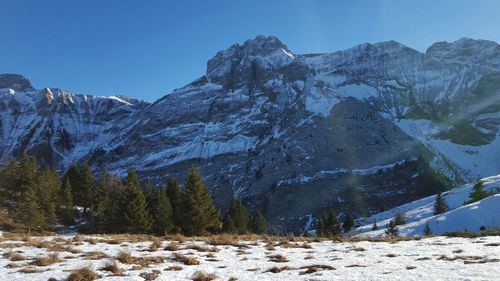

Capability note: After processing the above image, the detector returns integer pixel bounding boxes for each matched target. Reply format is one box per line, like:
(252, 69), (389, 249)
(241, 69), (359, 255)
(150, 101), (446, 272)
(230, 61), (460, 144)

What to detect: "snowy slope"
(0, 234), (499, 281)
(349, 175), (500, 237)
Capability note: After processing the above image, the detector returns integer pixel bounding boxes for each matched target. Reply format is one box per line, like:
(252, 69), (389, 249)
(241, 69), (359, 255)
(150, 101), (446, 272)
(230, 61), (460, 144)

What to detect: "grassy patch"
(171, 253), (200, 265)
(191, 271), (217, 281)
(66, 266), (100, 281)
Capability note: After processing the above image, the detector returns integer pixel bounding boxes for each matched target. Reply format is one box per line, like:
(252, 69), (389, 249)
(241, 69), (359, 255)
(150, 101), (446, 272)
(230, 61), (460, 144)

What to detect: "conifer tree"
(222, 213), (236, 233)
(223, 198), (249, 234)
(371, 220), (378, 231)
(468, 180), (489, 203)
(385, 220), (399, 236)
(180, 166), (221, 236)
(423, 222), (432, 236)
(249, 210), (267, 234)
(166, 177), (182, 229)
(59, 178), (74, 226)
(152, 187), (173, 235)
(433, 192), (449, 215)
(36, 168), (60, 226)
(394, 212), (406, 226)
(121, 168), (152, 233)
(317, 211), (342, 237)
(79, 163), (96, 213)
(64, 163), (81, 207)
(17, 186), (47, 231)
(103, 177), (125, 233)
(342, 213), (354, 232)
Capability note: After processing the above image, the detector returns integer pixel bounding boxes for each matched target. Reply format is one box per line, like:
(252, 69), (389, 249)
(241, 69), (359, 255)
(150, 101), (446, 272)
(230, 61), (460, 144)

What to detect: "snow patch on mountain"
(349, 174), (500, 237)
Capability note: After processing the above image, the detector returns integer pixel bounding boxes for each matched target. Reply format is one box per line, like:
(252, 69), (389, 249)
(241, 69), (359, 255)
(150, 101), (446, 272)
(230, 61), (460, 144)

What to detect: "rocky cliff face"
(1, 36), (498, 232)
(0, 74), (148, 168)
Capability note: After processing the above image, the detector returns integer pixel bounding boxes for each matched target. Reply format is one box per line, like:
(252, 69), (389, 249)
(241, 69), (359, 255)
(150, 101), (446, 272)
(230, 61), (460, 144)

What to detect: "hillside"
(349, 175), (500, 237)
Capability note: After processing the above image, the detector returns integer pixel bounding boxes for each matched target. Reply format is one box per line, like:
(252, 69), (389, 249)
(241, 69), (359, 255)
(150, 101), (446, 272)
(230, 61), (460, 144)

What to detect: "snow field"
(0, 234), (499, 280)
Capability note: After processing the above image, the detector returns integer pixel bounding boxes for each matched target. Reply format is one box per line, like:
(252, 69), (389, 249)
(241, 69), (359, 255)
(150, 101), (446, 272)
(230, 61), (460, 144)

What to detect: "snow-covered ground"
(0, 234), (499, 281)
(349, 175), (500, 237)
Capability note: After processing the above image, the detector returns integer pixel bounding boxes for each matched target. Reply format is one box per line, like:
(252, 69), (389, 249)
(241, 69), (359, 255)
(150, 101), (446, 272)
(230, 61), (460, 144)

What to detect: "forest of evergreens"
(0, 153), (266, 236)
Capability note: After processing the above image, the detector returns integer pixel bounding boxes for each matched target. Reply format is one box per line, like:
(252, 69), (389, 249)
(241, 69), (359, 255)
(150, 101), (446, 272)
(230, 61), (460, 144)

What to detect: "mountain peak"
(241, 35), (289, 55)
(0, 73), (34, 91)
(426, 38), (499, 62)
(206, 35), (293, 81)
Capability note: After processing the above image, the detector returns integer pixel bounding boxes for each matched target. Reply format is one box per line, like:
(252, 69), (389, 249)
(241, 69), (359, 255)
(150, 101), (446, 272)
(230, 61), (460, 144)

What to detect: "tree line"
(0, 153), (266, 236)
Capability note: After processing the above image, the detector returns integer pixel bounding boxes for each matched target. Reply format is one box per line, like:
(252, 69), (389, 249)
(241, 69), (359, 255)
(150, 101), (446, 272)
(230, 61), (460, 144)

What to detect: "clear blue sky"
(1, 0), (499, 101)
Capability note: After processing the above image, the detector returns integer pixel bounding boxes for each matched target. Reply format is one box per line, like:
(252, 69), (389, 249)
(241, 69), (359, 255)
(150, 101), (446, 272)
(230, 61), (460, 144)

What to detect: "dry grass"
(345, 264), (367, 268)
(66, 266), (100, 281)
(18, 266), (47, 274)
(139, 269), (161, 281)
(205, 234), (239, 246)
(3, 251), (27, 261)
(31, 253), (60, 266)
(164, 265), (183, 271)
(299, 264), (335, 275)
(191, 271), (217, 281)
(168, 233), (187, 243)
(148, 237), (162, 252)
(268, 254), (288, 263)
(115, 251), (135, 264)
(186, 244), (219, 252)
(1, 232), (31, 241)
(164, 242), (180, 251)
(24, 239), (80, 253)
(172, 253), (200, 265)
(100, 260), (125, 275)
(82, 251), (109, 260)
(265, 266), (294, 273)
(6, 262), (25, 268)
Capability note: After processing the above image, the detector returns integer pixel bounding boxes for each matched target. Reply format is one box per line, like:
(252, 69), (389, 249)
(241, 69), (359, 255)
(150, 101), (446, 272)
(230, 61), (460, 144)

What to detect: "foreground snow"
(350, 175), (500, 237)
(0, 234), (499, 281)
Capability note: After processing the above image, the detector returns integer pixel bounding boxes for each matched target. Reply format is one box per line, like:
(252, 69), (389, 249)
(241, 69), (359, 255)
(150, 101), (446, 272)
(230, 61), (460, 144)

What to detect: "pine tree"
(121, 168), (152, 233)
(152, 187), (173, 235)
(223, 198), (249, 234)
(59, 178), (74, 226)
(342, 213), (354, 232)
(385, 220), (399, 236)
(423, 222), (432, 236)
(468, 180), (489, 203)
(394, 212), (406, 226)
(17, 186), (47, 231)
(222, 213), (236, 233)
(249, 211), (267, 234)
(64, 164), (81, 208)
(180, 166), (221, 236)
(317, 211), (342, 237)
(316, 217), (325, 236)
(104, 177), (125, 233)
(79, 163), (96, 214)
(36, 168), (60, 226)
(166, 177), (182, 230)
(433, 192), (449, 215)
(371, 220), (378, 231)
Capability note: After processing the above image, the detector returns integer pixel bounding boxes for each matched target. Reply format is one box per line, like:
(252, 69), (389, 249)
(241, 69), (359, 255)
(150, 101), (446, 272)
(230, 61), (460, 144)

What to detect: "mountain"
(0, 74), (149, 168)
(1, 36), (499, 233)
(349, 175), (500, 237)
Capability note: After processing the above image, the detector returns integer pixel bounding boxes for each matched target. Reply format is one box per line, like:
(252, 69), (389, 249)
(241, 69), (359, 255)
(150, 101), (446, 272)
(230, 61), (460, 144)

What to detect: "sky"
(1, 0), (499, 101)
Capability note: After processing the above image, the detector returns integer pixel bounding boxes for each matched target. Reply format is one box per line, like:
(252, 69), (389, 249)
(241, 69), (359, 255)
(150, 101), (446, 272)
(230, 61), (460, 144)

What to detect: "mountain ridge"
(1, 36), (499, 233)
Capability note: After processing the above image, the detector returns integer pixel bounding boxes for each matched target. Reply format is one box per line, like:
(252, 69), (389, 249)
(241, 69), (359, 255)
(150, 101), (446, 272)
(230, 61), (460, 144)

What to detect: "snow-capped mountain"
(0, 74), (149, 168)
(1, 36), (499, 232)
